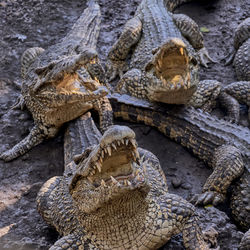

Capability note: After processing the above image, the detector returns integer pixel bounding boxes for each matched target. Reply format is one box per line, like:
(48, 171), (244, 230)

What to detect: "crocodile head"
(69, 125), (149, 214)
(32, 47), (99, 93)
(145, 38), (199, 104)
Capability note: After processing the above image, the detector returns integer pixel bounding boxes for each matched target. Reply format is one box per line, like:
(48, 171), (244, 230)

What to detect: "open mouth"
(85, 136), (145, 189)
(148, 38), (198, 104)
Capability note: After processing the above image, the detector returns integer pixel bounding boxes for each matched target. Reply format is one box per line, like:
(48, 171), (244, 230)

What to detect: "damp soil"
(0, 0), (249, 249)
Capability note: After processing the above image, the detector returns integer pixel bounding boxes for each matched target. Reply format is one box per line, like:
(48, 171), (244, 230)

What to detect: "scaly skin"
(221, 18), (250, 123)
(37, 112), (210, 249)
(107, 0), (220, 107)
(0, 0), (113, 162)
(110, 93), (250, 247)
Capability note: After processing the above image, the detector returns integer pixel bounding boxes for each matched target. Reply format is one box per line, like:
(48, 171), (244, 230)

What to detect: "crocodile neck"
(110, 94), (250, 166)
(131, 0), (187, 69)
(81, 192), (164, 249)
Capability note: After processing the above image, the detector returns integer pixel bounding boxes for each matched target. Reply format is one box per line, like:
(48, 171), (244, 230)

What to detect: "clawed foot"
(221, 49), (235, 65)
(198, 48), (217, 67)
(224, 115), (239, 124)
(190, 191), (225, 206)
(106, 60), (128, 81)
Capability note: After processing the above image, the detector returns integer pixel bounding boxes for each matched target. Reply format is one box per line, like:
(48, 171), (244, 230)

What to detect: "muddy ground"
(0, 0), (249, 249)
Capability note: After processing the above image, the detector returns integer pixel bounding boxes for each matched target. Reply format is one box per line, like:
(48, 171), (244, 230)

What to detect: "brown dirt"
(0, 0), (249, 249)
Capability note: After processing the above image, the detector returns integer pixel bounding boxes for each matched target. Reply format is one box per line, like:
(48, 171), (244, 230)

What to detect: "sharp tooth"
(117, 140), (121, 146)
(104, 148), (108, 154)
(96, 162), (101, 173)
(131, 139), (137, 148)
(110, 176), (118, 184)
(127, 180), (132, 186)
(121, 139), (125, 144)
(99, 157), (103, 163)
(135, 157), (140, 165)
(125, 139), (129, 145)
(101, 179), (106, 187)
(112, 143), (117, 150)
(180, 48), (184, 55)
(87, 177), (93, 183)
(135, 150), (140, 159)
(124, 180), (128, 186)
(101, 150), (104, 158)
(135, 169), (140, 176)
(107, 146), (112, 156)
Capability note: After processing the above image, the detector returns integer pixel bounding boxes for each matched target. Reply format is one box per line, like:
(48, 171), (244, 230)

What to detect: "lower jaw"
(149, 88), (196, 104)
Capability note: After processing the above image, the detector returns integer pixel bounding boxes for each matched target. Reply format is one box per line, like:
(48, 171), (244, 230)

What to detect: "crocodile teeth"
(101, 150), (104, 158)
(131, 139), (137, 148)
(135, 169), (140, 176)
(121, 139), (125, 145)
(110, 176), (118, 184)
(101, 179), (106, 187)
(104, 148), (108, 154)
(125, 139), (129, 145)
(124, 180), (128, 186)
(96, 162), (101, 173)
(112, 143), (117, 150)
(107, 146), (112, 156)
(135, 149), (140, 159)
(87, 177), (93, 183)
(117, 140), (121, 146)
(180, 48), (184, 55)
(127, 180), (132, 186)
(90, 170), (95, 176)
(99, 157), (103, 164)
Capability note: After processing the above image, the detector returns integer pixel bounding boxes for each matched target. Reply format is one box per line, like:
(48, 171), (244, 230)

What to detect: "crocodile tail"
(64, 112), (101, 167)
(63, 0), (101, 49)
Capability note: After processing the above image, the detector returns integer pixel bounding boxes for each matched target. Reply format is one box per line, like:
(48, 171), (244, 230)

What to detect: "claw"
(190, 191), (225, 207)
(198, 47), (217, 67)
(204, 192), (214, 205)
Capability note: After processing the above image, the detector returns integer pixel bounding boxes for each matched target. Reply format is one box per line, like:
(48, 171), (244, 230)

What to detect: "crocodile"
(110, 93), (250, 247)
(0, 0), (113, 162)
(37, 112), (212, 249)
(220, 18), (250, 123)
(107, 0), (220, 109)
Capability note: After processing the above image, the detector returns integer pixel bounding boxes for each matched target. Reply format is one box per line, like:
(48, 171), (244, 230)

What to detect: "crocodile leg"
(157, 193), (210, 250)
(191, 145), (244, 206)
(173, 14), (216, 67)
(239, 229), (250, 250)
(0, 124), (58, 162)
(116, 68), (150, 100)
(219, 81), (250, 123)
(188, 80), (221, 112)
(224, 18), (250, 67)
(107, 17), (142, 81)
(37, 176), (78, 235)
(49, 234), (98, 250)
